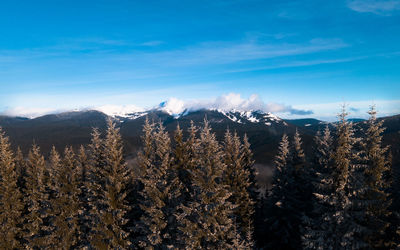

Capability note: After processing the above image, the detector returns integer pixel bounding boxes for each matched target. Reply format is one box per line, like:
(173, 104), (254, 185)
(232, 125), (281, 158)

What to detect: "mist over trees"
(0, 107), (398, 249)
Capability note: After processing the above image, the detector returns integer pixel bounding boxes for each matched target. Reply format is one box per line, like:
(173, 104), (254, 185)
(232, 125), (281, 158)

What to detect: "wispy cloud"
(0, 37), (348, 72)
(145, 38), (348, 66)
(220, 51), (400, 73)
(222, 56), (368, 73)
(139, 40), (164, 47)
(68, 38), (129, 46)
(347, 0), (400, 15)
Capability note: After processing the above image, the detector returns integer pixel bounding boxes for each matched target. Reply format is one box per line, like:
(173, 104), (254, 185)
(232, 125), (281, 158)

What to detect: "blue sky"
(0, 0), (399, 120)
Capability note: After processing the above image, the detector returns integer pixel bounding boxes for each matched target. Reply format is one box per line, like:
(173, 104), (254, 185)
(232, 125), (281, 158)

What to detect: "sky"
(0, 0), (399, 120)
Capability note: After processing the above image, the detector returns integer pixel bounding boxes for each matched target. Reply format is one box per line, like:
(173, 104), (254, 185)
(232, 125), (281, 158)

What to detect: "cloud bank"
(1, 93), (313, 118)
(0, 107), (66, 119)
(160, 93), (313, 116)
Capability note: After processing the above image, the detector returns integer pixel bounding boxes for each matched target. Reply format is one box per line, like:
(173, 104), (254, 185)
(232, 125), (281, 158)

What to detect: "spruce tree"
(163, 125), (184, 247)
(361, 106), (392, 248)
(173, 123), (192, 200)
(47, 146), (61, 244)
(0, 128), (24, 249)
(242, 134), (258, 202)
(178, 121), (200, 199)
(177, 120), (234, 249)
(14, 147), (26, 191)
(292, 129), (306, 171)
(341, 108), (375, 249)
(76, 145), (92, 248)
(291, 129), (311, 200)
(222, 130), (254, 239)
(88, 127), (107, 198)
(136, 118), (163, 247)
(291, 129), (314, 247)
(173, 122), (201, 248)
(302, 126), (335, 249)
(86, 127), (108, 248)
(48, 146), (80, 249)
(90, 120), (130, 249)
(137, 120), (180, 248)
(23, 144), (50, 248)
(265, 134), (302, 249)
(326, 106), (368, 249)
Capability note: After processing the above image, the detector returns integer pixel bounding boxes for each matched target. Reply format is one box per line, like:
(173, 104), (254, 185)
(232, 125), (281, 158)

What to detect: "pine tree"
(302, 126), (335, 249)
(163, 125), (184, 247)
(291, 129), (311, 200)
(291, 129), (314, 247)
(0, 128), (24, 249)
(177, 119), (234, 249)
(173, 123), (193, 200)
(137, 120), (180, 248)
(47, 145), (61, 244)
(223, 130), (254, 239)
(136, 118), (163, 247)
(265, 134), (303, 249)
(361, 106), (392, 248)
(339, 107), (374, 249)
(88, 128), (107, 199)
(292, 129), (306, 171)
(86, 127), (108, 248)
(90, 120), (131, 249)
(173, 122), (201, 248)
(48, 147), (80, 249)
(23, 144), (50, 248)
(14, 147), (26, 190)
(242, 134), (258, 202)
(322, 106), (369, 249)
(49, 146), (61, 173)
(76, 145), (92, 248)
(178, 121), (200, 199)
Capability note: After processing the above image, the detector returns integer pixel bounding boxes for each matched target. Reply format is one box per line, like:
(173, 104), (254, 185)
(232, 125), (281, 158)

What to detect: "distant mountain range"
(0, 106), (399, 169)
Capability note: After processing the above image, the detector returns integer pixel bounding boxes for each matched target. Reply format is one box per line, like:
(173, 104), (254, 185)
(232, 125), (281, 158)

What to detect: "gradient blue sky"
(0, 0), (399, 120)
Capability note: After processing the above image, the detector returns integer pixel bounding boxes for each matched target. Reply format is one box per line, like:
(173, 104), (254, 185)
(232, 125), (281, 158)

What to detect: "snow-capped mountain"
(94, 105), (148, 122)
(1, 104), (398, 167)
(93, 101), (287, 127)
(216, 109), (288, 126)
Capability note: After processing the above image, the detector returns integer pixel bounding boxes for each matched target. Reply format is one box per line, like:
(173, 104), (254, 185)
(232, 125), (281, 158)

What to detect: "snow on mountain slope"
(217, 109), (287, 126)
(92, 101), (287, 127)
(95, 105), (147, 121)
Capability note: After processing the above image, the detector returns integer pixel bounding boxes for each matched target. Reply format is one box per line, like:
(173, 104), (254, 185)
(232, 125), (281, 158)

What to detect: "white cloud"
(347, 0), (400, 15)
(159, 98), (186, 115)
(1, 93), (313, 118)
(4, 95), (399, 121)
(160, 93), (313, 115)
(0, 107), (65, 119)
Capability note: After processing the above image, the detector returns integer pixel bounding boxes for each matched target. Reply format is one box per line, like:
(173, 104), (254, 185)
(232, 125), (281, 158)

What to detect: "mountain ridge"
(0, 108), (398, 166)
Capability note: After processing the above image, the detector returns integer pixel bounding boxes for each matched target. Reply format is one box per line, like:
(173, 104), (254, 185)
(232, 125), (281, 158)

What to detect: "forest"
(0, 106), (398, 249)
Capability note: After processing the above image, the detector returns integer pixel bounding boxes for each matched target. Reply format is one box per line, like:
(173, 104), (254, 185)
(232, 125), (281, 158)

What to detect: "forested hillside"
(0, 107), (398, 249)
